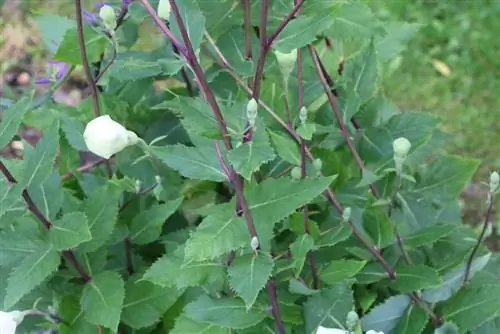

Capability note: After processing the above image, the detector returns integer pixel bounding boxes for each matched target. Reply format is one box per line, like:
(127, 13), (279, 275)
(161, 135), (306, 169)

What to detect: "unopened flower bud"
(246, 98), (258, 127)
(346, 310), (359, 330)
(291, 166), (302, 180)
(155, 175), (162, 184)
(274, 49), (297, 81)
(99, 5), (116, 30)
(251, 236), (259, 251)
(299, 106), (308, 124)
(157, 0), (171, 20)
(315, 326), (350, 334)
(342, 207), (351, 222)
(489, 171), (499, 193)
(83, 115), (140, 159)
(135, 180), (142, 194)
(393, 137), (411, 157)
(366, 331), (385, 334)
(0, 310), (26, 334)
(313, 158), (323, 171)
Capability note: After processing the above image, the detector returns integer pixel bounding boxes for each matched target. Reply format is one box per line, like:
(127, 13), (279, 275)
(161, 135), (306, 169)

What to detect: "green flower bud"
(490, 171), (499, 193)
(342, 207), (351, 222)
(345, 310), (359, 330)
(313, 158), (323, 171)
(135, 179), (142, 194)
(155, 175), (162, 184)
(392, 137), (411, 157)
(275, 49), (297, 81)
(157, 0), (171, 20)
(299, 106), (308, 124)
(99, 5), (116, 30)
(291, 166), (302, 180)
(246, 98), (258, 127)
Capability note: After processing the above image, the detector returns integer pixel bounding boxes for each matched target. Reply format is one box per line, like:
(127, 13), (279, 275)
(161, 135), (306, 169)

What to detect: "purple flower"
(83, 9), (98, 25)
(35, 61), (70, 85)
(96, 2), (112, 9)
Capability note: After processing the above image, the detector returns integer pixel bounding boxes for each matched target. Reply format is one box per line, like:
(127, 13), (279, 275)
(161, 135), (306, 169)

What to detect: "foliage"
(0, 0), (497, 333)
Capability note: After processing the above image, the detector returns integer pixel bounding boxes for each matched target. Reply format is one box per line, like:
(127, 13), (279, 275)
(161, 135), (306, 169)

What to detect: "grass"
(367, 0), (500, 179)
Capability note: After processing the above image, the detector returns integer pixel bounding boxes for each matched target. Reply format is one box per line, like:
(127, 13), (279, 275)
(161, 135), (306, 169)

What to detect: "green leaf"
(171, 314), (228, 334)
(246, 176), (335, 250)
(423, 253), (491, 303)
(342, 41), (378, 104)
(320, 260), (366, 285)
(0, 95), (31, 149)
(441, 286), (500, 331)
(27, 171), (63, 221)
(304, 280), (354, 333)
(274, 15), (334, 52)
(392, 265), (442, 293)
(412, 155), (480, 201)
(393, 305), (428, 334)
(58, 294), (96, 334)
(78, 184), (121, 253)
(0, 180), (24, 222)
(20, 119), (59, 188)
(60, 114), (87, 151)
(228, 137), (276, 181)
(81, 271), (125, 332)
(290, 234), (315, 276)
(0, 229), (44, 266)
(376, 22), (420, 61)
(289, 278), (319, 296)
(53, 26), (109, 65)
(356, 262), (390, 284)
(33, 14), (75, 53)
(297, 122), (316, 140)
(129, 198), (183, 244)
(122, 277), (184, 329)
(149, 144), (227, 182)
(405, 223), (458, 248)
(435, 322), (460, 334)
(361, 295), (411, 333)
(185, 294), (266, 329)
(317, 224), (352, 248)
(228, 252), (274, 309)
(110, 57), (161, 81)
(184, 203), (248, 262)
(50, 212), (91, 250)
(328, 3), (378, 40)
(363, 205), (394, 249)
(169, 0), (205, 52)
(3, 245), (60, 309)
(268, 130), (300, 165)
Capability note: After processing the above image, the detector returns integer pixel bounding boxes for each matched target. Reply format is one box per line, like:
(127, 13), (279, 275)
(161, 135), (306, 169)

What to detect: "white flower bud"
(315, 326), (349, 334)
(274, 49), (297, 81)
(342, 207), (351, 222)
(299, 106), (308, 124)
(155, 175), (162, 184)
(291, 166), (302, 180)
(246, 98), (258, 127)
(392, 137), (411, 157)
(489, 171), (499, 193)
(366, 331), (384, 334)
(251, 236), (259, 251)
(83, 115), (140, 159)
(346, 310), (359, 330)
(0, 310), (25, 334)
(157, 0), (171, 20)
(99, 5), (117, 30)
(135, 179), (142, 194)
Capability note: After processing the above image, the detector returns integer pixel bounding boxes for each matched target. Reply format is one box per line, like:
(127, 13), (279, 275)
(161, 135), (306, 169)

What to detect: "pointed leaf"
(185, 294), (266, 329)
(0, 229), (44, 266)
(228, 139), (276, 181)
(393, 305), (428, 334)
(50, 212), (91, 250)
(290, 234), (315, 276)
(328, 3), (378, 40)
(304, 280), (354, 333)
(0, 96), (31, 149)
(317, 224), (352, 248)
(320, 260), (367, 285)
(361, 294), (411, 333)
(268, 130), (300, 165)
(81, 271), (125, 332)
(392, 265), (442, 293)
(405, 223), (458, 248)
(228, 252), (274, 309)
(4, 245), (60, 309)
(171, 314), (228, 334)
(274, 15), (334, 52)
(53, 26), (108, 64)
(0, 180), (24, 221)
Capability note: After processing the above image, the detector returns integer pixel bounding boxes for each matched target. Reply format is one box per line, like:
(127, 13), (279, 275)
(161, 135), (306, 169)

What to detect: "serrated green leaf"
(0, 95), (31, 149)
(376, 22), (420, 61)
(59, 294), (96, 334)
(327, 3), (378, 40)
(81, 271), (125, 332)
(0, 229), (44, 266)
(185, 203), (248, 262)
(342, 41), (378, 104)
(412, 155), (480, 201)
(78, 184), (120, 253)
(122, 277), (184, 329)
(317, 224), (352, 248)
(441, 286), (500, 331)
(20, 119), (59, 188)
(4, 245), (60, 309)
(289, 278), (319, 296)
(60, 114), (87, 151)
(361, 294), (411, 333)
(33, 14), (75, 53)
(53, 26), (109, 65)
(129, 198), (183, 244)
(290, 234), (315, 276)
(268, 130), (300, 165)
(171, 314), (228, 334)
(0, 179), (24, 221)
(274, 15), (334, 52)
(304, 280), (354, 333)
(246, 176), (335, 250)
(149, 144), (227, 182)
(392, 265), (442, 293)
(50, 212), (91, 250)
(228, 139), (276, 181)
(320, 260), (366, 285)
(393, 304), (428, 334)
(27, 171), (63, 221)
(169, 0), (205, 52)
(185, 294), (266, 329)
(363, 205), (394, 249)
(355, 262), (389, 284)
(297, 122), (316, 140)
(228, 252), (274, 309)
(405, 223), (458, 248)
(423, 253), (491, 303)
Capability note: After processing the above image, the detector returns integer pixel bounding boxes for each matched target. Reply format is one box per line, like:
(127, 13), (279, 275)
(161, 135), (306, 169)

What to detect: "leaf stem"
(264, 0), (304, 48)
(242, 0), (252, 60)
(75, 0), (101, 117)
(0, 160), (92, 282)
(463, 191), (495, 285)
(61, 158), (108, 181)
